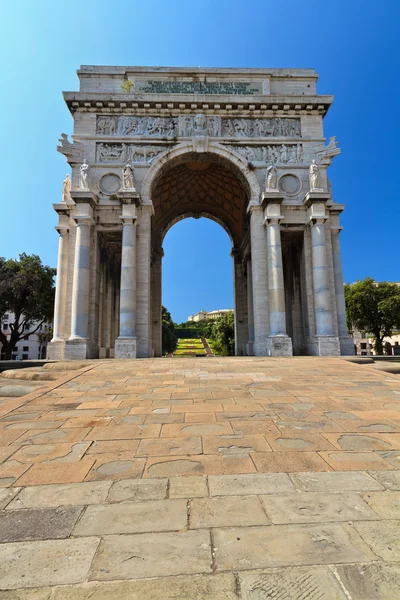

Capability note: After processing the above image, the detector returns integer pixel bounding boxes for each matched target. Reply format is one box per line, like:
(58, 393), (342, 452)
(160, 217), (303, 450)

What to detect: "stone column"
(310, 218), (340, 355)
(249, 204), (269, 355)
(52, 227), (69, 341)
(232, 250), (248, 356)
(48, 226), (69, 360)
(115, 217), (137, 358)
(136, 205), (153, 358)
(331, 228), (354, 355)
(65, 217), (93, 359)
(266, 217), (293, 356)
(151, 247), (163, 357)
(246, 257), (254, 356)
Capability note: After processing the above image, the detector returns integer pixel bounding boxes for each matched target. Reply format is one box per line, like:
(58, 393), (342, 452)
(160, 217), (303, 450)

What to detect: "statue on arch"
(193, 114), (207, 135)
(123, 163), (136, 190)
(266, 165), (278, 191)
(61, 174), (72, 202)
(79, 159), (90, 190)
(309, 159), (322, 191)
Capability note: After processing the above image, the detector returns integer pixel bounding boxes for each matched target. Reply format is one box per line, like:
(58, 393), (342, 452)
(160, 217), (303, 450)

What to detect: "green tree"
(0, 254), (55, 360)
(209, 311), (235, 356)
(162, 306), (177, 355)
(344, 278), (400, 355)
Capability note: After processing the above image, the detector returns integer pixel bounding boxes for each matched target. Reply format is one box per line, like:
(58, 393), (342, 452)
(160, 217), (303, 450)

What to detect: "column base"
(246, 341), (254, 356)
(47, 340), (66, 361)
(115, 337), (137, 359)
(316, 335), (341, 357)
(266, 335), (293, 357)
(339, 336), (355, 356)
(65, 339), (90, 360)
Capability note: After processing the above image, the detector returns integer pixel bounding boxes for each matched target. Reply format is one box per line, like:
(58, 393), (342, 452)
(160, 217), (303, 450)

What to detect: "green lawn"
(174, 338), (206, 356)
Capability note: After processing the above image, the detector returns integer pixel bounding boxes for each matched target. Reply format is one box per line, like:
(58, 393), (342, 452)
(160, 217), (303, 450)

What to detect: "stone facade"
(48, 66), (353, 359)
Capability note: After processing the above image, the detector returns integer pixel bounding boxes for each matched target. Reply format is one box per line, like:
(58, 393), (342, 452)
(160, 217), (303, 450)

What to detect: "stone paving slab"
(0, 506), (83, 542)
(0, 537), (100, 589)
(1, 357), (400, 595)
(213, 523), (376, 570)
(89, 530), (212, 580)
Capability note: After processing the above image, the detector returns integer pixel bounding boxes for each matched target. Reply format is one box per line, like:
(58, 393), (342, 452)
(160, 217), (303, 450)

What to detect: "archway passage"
(150, 152), (251, 357)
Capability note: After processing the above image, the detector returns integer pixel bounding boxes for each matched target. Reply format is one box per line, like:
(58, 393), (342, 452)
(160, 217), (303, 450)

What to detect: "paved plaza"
(1, 357), (400, 597)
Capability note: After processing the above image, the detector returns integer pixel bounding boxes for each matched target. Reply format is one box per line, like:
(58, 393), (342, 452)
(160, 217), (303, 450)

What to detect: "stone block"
(190, 496), (269, 528)
(107, 478), (168, 502)
(208, 473), (295, 496)
(260, 492), (379, 524)
(214, 523), (376, 571)
(362, 491), (400, 519)
(169, 476), (208, 498)
(0, 537), (100, 589)
(0, 506), (83, 542)
(73, 499), (187, 535)
(64, 340), (89, 361)
(0, 487), (20, 509)
(238, 566), (347, 599)
(89, 530), (212, 580)
(290, 471), (384, 492)
(369, 470), (400, 490)
(114, 338), (136, 359)
(50, 574), (237, 599)
(47, 340), (66, 361)
(7, 482), (111, 509)
(335, 563), (400, 600)
(354, 520), (400, 561)
(316, 335), (341, 356)
(266, 335), (293, 357)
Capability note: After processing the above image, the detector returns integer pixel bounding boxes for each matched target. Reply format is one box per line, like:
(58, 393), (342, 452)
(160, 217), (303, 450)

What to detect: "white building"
(352, 329), (400, 356)
(0, 313), (52, 360)
(188, 309), (233, 322)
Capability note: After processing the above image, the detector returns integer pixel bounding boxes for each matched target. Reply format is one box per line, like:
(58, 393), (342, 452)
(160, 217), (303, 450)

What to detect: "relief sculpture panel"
(231, 143), (303, 164)
(96, 115), (300, 138)
(96, 143), (172, 163)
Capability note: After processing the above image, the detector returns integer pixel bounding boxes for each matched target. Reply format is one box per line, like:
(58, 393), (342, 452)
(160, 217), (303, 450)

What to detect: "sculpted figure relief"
(309, 160), (322, 191)
(123, 163), (136, 190)
(61, 174), (72, 202)
(97, 143), (171, 164)
(233, 143), (303, 165)
(266, 166), (278, 190)
(79, 160), (90, 190)
(96, 115), (300, 139)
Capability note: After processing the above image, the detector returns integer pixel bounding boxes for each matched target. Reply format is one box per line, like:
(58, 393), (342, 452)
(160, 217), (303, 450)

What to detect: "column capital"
(73, 216), (94, 226)
(55, 225), (69, 235)
(265, 217), (283, 226)
(309, 217), (328, 226)
(120, 216), (137, 225)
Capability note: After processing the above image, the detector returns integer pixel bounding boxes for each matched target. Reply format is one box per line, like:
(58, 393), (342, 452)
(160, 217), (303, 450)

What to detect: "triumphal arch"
(48, 66), (353, 360)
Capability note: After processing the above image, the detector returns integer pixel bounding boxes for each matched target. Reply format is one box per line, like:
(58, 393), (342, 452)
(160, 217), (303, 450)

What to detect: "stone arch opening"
(149, 149), (254, 357)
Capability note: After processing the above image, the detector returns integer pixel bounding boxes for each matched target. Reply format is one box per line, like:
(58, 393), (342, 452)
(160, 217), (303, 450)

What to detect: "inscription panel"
(135, 79), (263, 95)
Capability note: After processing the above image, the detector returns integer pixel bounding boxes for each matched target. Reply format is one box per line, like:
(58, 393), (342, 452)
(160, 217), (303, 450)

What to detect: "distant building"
(188, 309), (233, 322)
(351, 328), (400, 356)
(0, 313), (52, 360)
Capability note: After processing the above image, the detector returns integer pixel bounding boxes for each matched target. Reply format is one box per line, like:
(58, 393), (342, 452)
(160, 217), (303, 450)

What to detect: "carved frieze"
(222, 117), (301, 138)
(96, 115), (301, 138)
(97, 116), (178, 137)
(96, 143), (172, 164)
(231, 143), (304, 165)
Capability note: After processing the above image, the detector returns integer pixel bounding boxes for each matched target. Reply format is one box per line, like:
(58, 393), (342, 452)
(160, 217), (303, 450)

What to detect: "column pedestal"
(266, 335), (293, 356)
(115, 337), (137, 358)
(65, 338), (90, 360)
(316, 335), (341, 357)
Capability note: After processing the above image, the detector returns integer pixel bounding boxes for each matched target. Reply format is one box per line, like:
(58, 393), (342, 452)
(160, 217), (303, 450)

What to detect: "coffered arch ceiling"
(151, 153), (249, 248)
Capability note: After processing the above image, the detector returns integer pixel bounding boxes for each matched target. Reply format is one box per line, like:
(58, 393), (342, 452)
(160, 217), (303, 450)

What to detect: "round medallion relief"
(99, 173), (121, 195)
(279, 174), (301, 196)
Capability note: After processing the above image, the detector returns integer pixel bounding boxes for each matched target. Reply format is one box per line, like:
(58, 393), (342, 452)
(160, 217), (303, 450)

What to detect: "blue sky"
(1, 0), (399, 323)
